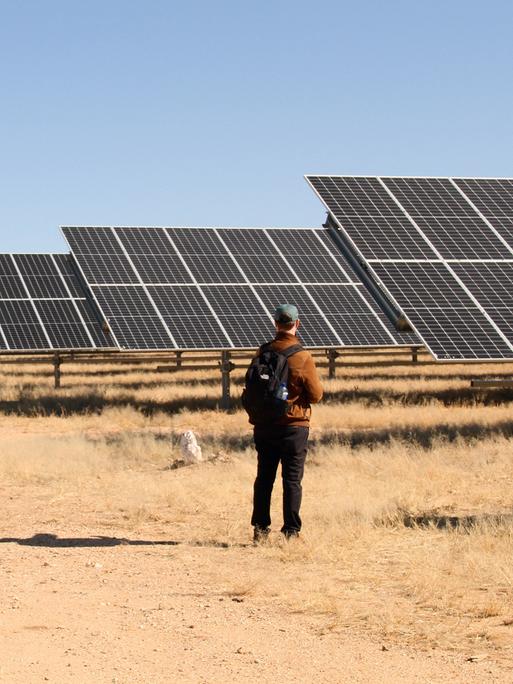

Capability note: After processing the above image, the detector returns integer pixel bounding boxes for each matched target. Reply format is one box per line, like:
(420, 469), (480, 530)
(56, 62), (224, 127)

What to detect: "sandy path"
(0, 519), (510, 683)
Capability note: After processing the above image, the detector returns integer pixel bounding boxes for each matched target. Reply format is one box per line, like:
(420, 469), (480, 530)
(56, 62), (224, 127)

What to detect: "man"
(250, 304), (323, 541)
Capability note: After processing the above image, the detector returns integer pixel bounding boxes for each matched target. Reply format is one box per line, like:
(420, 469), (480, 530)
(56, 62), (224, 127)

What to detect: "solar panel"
(306, 175), (513, 360)
(451, 262), (513, 340)
(0, 254), (27, 299)
(411, 216), (510, 260)
(35, 300), (96, 349)
(0, 300), (49, 350)
(147, 285), (232, 348)
(305, 285), (401, 347)
(380, 178), (513, 260)
(254, 284), (342, 347)
(0, 253), (113, 351)
(201, 285), (274, 348)
(307, 177), (436, 260)
(453, 179), (513, 219)
(63, 226), (418, 351)
(93, 286), (173, 350)
(129, 254), (194, 284)
(266, 229), (353, 283)
(381, 177), (471, 217)
(452, 179), (513, 254)
(16, 254), (70, 299)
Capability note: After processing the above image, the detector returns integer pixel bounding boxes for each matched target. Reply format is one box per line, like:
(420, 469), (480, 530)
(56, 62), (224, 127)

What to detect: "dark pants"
(251, 425), (309, 534)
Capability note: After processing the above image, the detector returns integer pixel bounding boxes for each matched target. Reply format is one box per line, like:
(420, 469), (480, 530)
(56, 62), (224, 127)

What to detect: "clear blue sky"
(1, 0), (512, 252)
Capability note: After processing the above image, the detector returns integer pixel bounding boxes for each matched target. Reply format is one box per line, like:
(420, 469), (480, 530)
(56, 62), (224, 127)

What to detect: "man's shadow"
(0, 533), (250, 548)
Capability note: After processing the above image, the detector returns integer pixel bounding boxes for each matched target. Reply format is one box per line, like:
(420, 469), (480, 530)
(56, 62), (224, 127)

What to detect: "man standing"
(250, 304), (323, 541)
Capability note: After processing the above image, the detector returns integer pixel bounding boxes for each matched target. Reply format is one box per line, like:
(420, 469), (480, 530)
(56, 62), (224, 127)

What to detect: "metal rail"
(0, 346), (426, 402)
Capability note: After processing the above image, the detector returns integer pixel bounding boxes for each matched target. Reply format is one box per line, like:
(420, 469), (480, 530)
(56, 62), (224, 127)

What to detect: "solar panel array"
(306, 175), (513, 360)
(62, 226), (418, 351)
(0, 254), (112, 351)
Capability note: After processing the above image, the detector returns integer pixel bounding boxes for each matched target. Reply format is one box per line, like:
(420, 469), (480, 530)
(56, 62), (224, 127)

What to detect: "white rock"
(180, 430), (202, 464)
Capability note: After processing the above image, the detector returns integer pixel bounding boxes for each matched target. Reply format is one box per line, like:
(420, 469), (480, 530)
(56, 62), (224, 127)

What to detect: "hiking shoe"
(253, 526), (270, 543)
(282, 529), (299, 540)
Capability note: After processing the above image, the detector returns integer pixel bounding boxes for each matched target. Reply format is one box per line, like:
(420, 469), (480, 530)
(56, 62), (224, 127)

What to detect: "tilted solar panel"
(453, 179), (513, 219)
(451, 262), (513, 341)
(147, 285), (232, 348)
(306, 175), (513, 360)
(452, 179), (513, 253)
(62, 226), (419, 351)
(0, 253), (113, 351)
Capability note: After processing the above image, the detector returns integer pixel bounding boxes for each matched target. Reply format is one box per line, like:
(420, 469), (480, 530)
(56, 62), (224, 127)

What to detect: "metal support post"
(175, 351), (183, 369)
(411, 347), (419, 363)
(53, 353), (62, 389)
(219, 351), (235, 409)
(327, 349), (339, 379)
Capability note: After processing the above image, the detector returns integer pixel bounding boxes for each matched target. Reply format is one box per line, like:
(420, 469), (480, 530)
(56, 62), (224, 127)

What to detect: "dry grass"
(2, 352), (513, 657)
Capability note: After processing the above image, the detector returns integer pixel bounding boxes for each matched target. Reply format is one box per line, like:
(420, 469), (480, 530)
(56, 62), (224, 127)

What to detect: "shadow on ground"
(401, 512), (513, 530)
(188, 419), (513, 451)
(1, 385), (513, 417)
(0, 533), (249, 549)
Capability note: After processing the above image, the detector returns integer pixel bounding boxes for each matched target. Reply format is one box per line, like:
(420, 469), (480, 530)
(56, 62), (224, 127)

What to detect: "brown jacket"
(252, 331), (323, 427)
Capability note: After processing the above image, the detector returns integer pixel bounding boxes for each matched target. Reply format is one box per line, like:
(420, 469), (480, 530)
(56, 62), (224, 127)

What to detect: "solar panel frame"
(306, 175), (513, 361)
(298, 228), (420, 346)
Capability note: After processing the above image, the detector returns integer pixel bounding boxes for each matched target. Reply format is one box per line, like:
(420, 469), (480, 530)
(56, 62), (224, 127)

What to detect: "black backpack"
(241, 342), (303, 424)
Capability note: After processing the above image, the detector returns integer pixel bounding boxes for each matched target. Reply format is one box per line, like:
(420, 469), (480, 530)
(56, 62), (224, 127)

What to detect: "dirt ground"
(1, 482), (511, 684)
(3, 355), (513, 682)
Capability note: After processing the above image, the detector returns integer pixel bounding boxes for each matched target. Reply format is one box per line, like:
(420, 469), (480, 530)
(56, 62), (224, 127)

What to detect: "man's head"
(274, 303), (300, 334)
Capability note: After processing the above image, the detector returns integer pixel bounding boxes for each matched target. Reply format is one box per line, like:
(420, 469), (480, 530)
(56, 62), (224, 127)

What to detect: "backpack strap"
(280, 343), (303, 359)
(258, 342), (303, 358)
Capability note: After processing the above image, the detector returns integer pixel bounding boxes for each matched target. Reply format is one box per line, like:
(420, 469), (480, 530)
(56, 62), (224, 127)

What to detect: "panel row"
(63, 226), (357, 285)
(91, 283), (402, 350)
(63, 226), (418, 350)
(308, 176), (513, 260)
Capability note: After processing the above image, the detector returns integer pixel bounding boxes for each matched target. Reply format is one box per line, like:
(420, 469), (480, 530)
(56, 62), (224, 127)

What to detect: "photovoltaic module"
(0, 253), (112, 351)
(306, 176), (513, 361)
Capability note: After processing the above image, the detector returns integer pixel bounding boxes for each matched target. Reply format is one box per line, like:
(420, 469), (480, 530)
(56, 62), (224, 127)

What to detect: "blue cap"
(274, 304), (299, 324)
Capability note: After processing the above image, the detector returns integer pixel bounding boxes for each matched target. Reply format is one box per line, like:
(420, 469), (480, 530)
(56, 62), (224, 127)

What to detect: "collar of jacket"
(274, 330), (298, 342)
